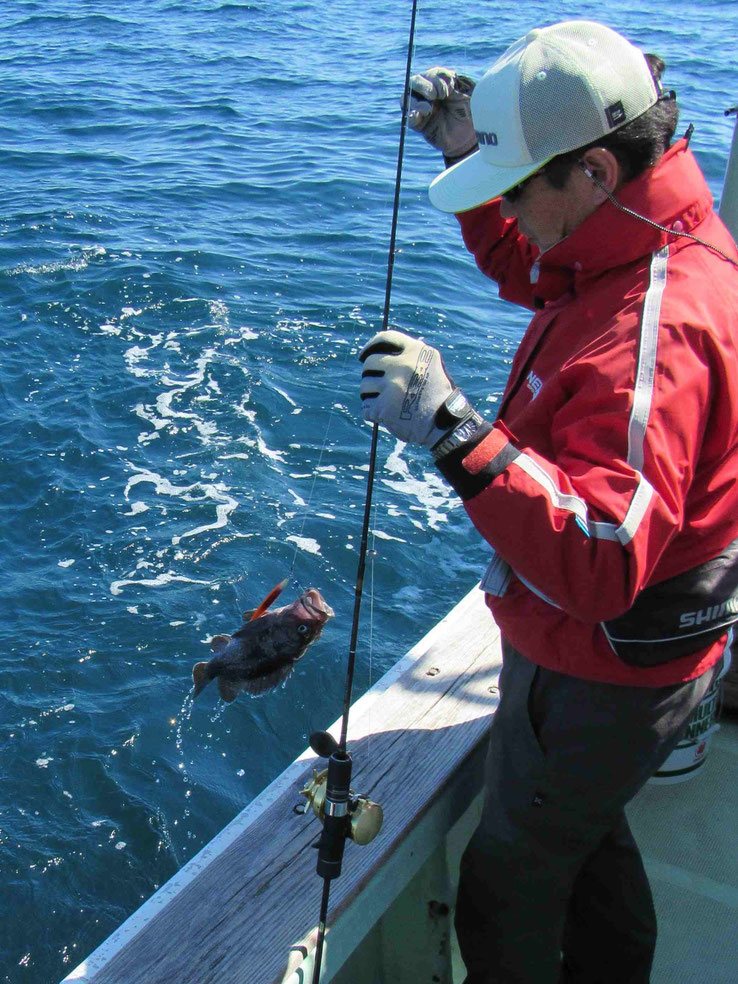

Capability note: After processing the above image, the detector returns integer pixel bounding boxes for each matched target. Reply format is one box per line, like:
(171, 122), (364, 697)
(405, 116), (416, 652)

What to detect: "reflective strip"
(628, 248), (668, 473)
(491, 247), (667, 583)
(599, 248), (665, 545)
(513, 450), (656, 551)
(513, 452), (654, 547)
(602, 616), (738, 646)
(616, 474), (654, 545)
(514, 453), (591, 530)
(516, 571), (562, 609)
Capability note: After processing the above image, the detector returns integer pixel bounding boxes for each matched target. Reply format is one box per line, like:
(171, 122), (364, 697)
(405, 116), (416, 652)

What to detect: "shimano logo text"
(475, 129), (498, 146)
(679, 595), (738, 629)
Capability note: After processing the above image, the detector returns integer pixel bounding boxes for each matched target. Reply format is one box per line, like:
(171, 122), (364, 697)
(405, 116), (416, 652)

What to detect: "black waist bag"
(602, 537), (738, 667)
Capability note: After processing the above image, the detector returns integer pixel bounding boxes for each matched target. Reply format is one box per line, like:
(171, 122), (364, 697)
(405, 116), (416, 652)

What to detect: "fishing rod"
(297, 0), (421, 980)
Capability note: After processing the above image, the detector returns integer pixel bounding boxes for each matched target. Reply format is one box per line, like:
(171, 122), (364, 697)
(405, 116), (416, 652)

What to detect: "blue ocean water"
(0, 0), (736, 980)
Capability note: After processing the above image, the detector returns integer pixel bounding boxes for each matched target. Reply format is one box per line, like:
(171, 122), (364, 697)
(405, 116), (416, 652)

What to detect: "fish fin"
(242, 609), (257, 621)
(217, 677), (241, 703)
(210, 634), (232, 653)
(242, 662), (295, 696)
(192, 662), (212, 698)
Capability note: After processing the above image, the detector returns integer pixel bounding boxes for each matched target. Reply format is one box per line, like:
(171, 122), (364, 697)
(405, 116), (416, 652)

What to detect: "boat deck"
(343, 705), (738, 984)
(626, 716), (738, 984)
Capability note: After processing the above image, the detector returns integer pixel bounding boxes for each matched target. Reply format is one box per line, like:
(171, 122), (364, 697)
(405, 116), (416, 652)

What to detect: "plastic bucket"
(649, 649), (730, 785)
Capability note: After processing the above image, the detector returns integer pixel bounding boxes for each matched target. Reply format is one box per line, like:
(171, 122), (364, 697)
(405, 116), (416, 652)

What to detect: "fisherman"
(359, 20), (738, 984)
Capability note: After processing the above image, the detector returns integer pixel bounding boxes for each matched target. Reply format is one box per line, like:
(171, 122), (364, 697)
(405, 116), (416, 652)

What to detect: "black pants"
(455, 641), (720, 984)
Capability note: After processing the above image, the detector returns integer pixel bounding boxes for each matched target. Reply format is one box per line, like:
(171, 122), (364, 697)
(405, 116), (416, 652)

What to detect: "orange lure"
(248, 577), (290, 621)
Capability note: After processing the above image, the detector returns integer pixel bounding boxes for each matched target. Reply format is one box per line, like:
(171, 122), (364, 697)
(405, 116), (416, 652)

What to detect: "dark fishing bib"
(602, 538), (738, 666)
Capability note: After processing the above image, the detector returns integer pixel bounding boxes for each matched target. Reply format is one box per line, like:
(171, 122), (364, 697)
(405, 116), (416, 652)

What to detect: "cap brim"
(428, 150), (545, 214)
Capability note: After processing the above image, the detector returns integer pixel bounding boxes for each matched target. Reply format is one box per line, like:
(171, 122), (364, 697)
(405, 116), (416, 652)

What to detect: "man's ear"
(579, 147), (622, 197)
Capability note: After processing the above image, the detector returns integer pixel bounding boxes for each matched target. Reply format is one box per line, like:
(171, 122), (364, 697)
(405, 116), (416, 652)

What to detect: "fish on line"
(192, 587), (334, 703)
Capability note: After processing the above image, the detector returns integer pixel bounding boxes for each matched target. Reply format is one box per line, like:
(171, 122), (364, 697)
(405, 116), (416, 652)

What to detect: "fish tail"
(192, 661), (212, 697)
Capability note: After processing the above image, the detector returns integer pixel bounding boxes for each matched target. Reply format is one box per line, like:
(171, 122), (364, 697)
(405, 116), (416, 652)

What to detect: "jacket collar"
(532, 140), (714, 301)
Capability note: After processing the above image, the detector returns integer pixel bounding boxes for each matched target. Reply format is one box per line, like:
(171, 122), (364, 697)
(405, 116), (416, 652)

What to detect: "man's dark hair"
(545, 54), (680, 189)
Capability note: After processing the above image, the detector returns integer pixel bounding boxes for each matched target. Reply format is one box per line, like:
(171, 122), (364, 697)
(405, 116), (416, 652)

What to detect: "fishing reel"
(296, 731), (383, 872)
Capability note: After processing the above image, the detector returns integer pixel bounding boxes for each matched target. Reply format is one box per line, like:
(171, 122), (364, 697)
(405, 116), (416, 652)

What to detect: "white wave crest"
(9, 244), (106, 276)
(110, 572), (211, 596)
(124, 468), (238, 545)
(285, 535), (321, 556)
(381, 442), (460, 531)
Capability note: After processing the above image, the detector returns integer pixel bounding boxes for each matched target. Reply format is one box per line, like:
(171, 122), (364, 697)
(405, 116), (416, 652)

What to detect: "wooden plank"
(63, 586), (502, 984)
(306, 745), (487, 984)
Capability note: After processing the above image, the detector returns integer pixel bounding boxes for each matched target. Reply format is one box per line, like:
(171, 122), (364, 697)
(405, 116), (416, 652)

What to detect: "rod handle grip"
(316, 752), (352, 880)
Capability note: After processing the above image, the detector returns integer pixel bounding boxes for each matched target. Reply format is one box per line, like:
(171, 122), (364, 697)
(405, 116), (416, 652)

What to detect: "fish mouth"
(298, 588), (334, 622)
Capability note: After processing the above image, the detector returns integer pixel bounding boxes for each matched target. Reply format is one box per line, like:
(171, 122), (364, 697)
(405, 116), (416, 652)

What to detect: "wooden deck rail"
(62, 587), (502, 984)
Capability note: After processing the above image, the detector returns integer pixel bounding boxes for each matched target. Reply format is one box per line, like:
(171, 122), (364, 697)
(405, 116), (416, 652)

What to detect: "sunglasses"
(501, 164), (549, 203)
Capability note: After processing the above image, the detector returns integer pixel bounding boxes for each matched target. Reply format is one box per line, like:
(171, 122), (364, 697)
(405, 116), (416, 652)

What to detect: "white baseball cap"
(429, 20), (660, 213)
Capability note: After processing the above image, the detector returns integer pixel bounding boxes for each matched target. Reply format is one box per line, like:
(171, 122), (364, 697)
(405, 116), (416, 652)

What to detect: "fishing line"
(582, 161), (738, 269)
(366, 500), (379, 759)
(308, 2), (420, 981)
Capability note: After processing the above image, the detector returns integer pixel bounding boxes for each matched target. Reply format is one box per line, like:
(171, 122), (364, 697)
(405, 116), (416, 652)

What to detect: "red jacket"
(441, 140), (738, 686)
